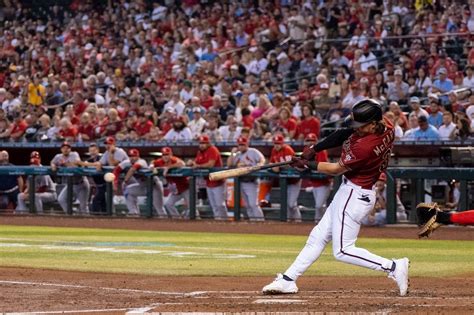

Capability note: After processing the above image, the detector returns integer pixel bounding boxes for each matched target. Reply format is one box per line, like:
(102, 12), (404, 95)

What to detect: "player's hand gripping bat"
(209, 161), (292, 181)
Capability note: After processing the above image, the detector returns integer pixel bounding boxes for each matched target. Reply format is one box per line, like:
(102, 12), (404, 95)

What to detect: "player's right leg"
(124, 183), (143, 216)
(164, 194), (182, 218)
(16, 192), (28, 212)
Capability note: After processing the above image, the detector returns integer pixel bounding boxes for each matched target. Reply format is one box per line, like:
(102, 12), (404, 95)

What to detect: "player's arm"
(302, 128), (354, 160)
(124, 161), (143, 183)
(195, 159), (216, 168)
(167, 157), (185, 169)
(309, 161), (348, 176)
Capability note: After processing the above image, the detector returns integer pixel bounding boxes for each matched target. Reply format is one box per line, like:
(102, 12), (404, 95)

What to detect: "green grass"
(0, 225), (472, 277)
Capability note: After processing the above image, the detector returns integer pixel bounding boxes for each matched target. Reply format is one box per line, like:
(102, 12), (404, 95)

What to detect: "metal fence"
(1, 166), (472, 223)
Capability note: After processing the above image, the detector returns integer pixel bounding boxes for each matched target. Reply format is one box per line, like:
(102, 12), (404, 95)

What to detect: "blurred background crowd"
(0, 0), (473, 145)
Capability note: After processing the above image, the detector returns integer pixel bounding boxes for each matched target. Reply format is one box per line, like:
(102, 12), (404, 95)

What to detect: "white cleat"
(262, 273), (298, 295)
(388, 258), (410, 296)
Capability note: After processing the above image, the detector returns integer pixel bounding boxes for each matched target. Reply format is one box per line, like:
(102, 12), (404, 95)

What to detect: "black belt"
(342, 177), (372, 190)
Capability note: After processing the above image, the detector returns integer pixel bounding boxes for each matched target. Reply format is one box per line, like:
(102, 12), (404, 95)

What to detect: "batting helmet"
(345, 99), (383, 128)
(128, 148), (140, 157)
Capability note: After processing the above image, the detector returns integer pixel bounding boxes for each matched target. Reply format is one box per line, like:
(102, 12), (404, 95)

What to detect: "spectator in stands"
(188, 106), (206, 139)
(163, 116), (192, 142)
(28, 74), (46, 107)
(432, 68), (453, 94)
(16, 152), (56, 214)
(453, 116), (472, 140)
(415, 67), (432, 95)
(438, 112), (457, 140)
(384, 111), (404, 140)
(219, 115), (241, 142)
(274, 107), (297, 140)
(428, 101), (444, 128)
(402, 114), (420, 141)
(409, 97), (429, 119)
(413, 116), (440, 141)
(58, 118), (78, 142)
(342, 82), (364, 110)
(296, 104), (321, 140)
(3, 111), (27, 141)
(0, 150), (23, 210)
(386, 69), (409, 102)
(202, 115), (223, 142)
(463, 65), (474, 89)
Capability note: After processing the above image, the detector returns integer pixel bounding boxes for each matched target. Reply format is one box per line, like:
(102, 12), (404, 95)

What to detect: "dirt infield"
(0, 216), (473, 314)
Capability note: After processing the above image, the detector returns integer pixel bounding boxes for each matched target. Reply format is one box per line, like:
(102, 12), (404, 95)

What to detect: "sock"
(283, 274), (293, 281)
(450, 210), (474, 225)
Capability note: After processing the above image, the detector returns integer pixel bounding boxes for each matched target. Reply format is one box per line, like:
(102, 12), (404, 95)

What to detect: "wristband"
(307, 160), (319, 170)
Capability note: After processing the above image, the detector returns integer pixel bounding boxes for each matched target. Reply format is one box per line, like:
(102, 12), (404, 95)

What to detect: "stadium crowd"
(0, 0), (473, 145)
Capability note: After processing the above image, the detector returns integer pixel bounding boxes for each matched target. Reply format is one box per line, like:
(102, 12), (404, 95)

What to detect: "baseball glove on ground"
(416, 202), (442, 238)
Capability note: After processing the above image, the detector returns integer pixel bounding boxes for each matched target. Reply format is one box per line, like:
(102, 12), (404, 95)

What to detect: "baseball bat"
(209, 161), (292, 181)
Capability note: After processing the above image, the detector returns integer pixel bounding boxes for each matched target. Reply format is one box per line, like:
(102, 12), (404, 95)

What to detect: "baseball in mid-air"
(104, 172), (116, 182)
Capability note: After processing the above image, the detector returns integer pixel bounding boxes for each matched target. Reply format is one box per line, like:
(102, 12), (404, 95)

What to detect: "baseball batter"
(263, 99), (410, 296)
(51, 142), (90, 214)
(227, 136), (266, 221)
(270, 135), (301, 222)
(303, 133), (331, 222)
(152, 147), (188, 219)
(17, 152), (56, 213)
(188, 135), (228, 220)
(114, 149), (165, 216)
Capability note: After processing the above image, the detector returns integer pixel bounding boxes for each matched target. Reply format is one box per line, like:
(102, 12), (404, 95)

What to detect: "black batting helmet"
(345, 99), (383, 128)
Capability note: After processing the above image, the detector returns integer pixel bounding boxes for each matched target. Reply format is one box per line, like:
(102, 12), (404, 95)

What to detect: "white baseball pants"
(124, 181), (165, 216)
(285, 178), (394, 281)
(165, 190), (189, 218)
(287, 181), (301, 220)
(58, 181), (90, 214)
(241, 181), (264, 221)
(17, 192), (57, 213)
(312, 185), (331, 221)
(206, 185), (228, 220)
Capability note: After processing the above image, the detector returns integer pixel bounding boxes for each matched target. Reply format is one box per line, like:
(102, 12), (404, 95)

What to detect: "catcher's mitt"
(416, 202), (442, 238)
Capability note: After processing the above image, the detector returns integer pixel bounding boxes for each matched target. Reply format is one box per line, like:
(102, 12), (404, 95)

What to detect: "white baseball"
(104, 172), (116, 182)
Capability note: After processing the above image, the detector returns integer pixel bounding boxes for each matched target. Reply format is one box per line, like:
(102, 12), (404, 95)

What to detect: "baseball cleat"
(388, 257), (410, 296)
(262, 273), (298, 295)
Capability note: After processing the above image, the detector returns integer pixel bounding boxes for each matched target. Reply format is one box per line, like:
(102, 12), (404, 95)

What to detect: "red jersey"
(135, 120), (154, 136)
(339, 117), (395, 188)
(78, 123), (96, 140)
(310, 150), (331, 187)
(278, 118), (297, 136)
(153, 157), (189, 194)
(59, 126), (78, 139)
(195, 145), (224, 187)
(10, 120), (27, 137)
(296, 117), (321, 139)
(270, 144), (299, 185)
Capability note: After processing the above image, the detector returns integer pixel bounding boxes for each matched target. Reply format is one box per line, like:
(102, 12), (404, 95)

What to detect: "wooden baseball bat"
(209, 161), (292, 181)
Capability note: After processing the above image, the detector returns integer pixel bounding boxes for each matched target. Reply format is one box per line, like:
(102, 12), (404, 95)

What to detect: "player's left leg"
(287, 181), (301, 221)
(208, 185), (228, 220)
(75, 181), (90, 214)
(330, 185), (409, 296)
(152, 177), (166, 217)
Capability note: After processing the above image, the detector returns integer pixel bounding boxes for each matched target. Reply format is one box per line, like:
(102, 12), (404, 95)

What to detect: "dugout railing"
(0, 166), (472, 223)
